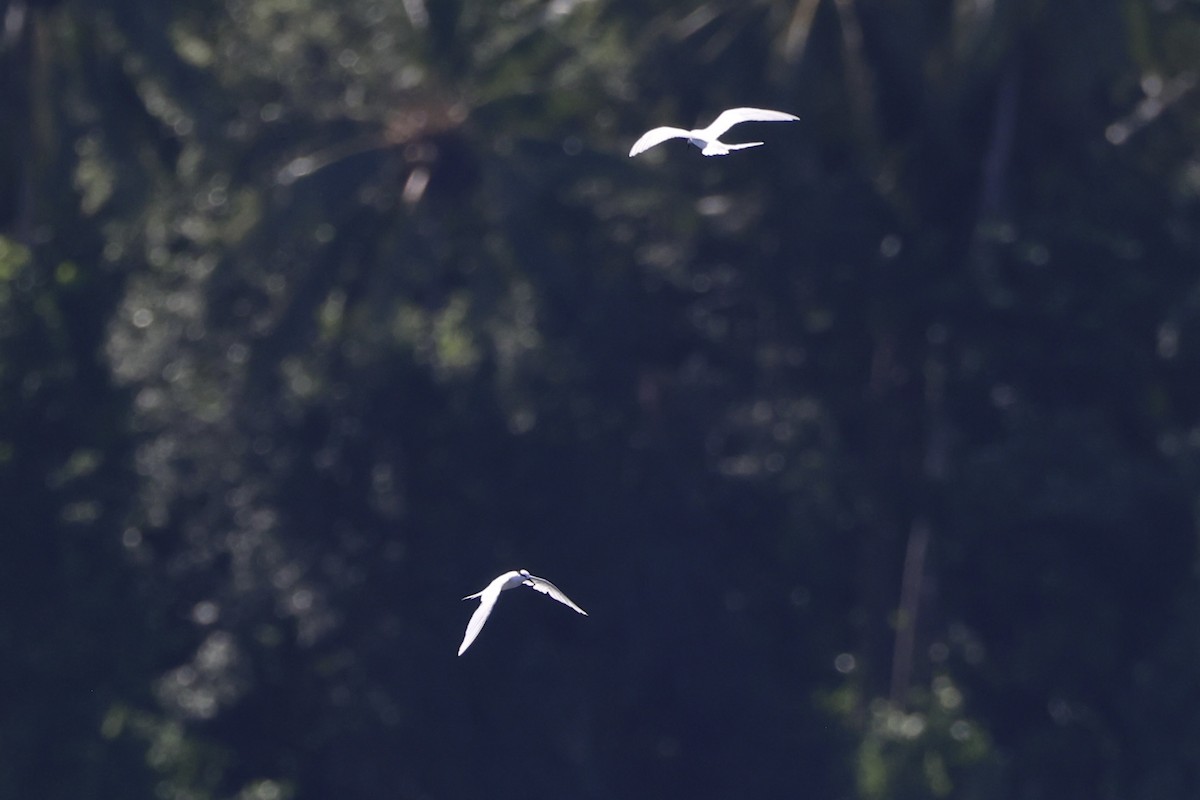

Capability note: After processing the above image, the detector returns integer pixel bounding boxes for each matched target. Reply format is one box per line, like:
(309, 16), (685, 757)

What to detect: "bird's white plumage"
(629, 107), (799, 157)
(457, 569), (587, 655)
(521, 573), (588, 615)
(699, 108), (800, 138)
(627, 126), (692, 157)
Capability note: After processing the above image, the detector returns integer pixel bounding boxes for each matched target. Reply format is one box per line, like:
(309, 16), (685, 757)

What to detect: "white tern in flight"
(458, 569), (588, 655)
(629, 107), (799, 157)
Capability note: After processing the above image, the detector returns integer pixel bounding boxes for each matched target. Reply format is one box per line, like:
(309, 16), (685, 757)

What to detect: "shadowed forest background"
(3, 0), (1200, 798)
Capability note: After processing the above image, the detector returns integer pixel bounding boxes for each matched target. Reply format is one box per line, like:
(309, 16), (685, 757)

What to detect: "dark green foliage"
(2, 0), (1200, 798)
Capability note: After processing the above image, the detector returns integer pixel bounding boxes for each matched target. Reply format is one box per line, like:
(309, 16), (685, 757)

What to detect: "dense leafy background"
(3, 0), (1200, 798)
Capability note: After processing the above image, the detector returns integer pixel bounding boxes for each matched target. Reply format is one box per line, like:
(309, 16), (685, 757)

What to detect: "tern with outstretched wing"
(458, 569), (588, 655)
(629, 107), (799, 157)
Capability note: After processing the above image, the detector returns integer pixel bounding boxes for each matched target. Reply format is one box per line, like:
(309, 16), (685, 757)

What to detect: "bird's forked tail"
(702, 141), (764, 156)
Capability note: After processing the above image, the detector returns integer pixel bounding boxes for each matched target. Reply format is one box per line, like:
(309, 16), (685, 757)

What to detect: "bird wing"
(522, 574), (588, 616)
(461, 570), (520, 601)
(700, 107), (799, 139)
(629, 126), (692, 157)
(458, 583), (504, 656)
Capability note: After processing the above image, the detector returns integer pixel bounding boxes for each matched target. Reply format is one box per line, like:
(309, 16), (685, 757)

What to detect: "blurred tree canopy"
(2, 0), (1200, 798)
